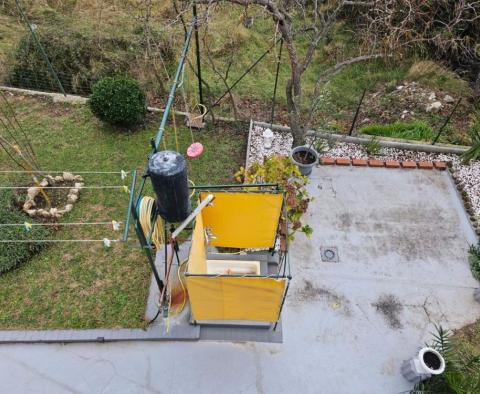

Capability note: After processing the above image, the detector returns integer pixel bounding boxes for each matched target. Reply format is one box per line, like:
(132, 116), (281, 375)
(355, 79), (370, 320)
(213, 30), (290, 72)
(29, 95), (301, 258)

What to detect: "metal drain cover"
(320, 247), (339, 262)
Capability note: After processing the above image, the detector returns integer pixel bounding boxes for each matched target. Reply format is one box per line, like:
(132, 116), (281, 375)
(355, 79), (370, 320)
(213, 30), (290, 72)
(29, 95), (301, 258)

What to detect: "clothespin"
(123, 185), (129, 194)
(121, 170), (128, 180)
(112, 220), (120, 231)
(103, 238), (111, 248)
(24, 222), (32, 232)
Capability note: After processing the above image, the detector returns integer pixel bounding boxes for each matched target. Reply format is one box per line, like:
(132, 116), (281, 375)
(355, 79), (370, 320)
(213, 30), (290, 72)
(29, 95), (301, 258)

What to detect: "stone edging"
(318, 157), (479, 238)
(319, 157), (448, 170)
(252, 120), (470, 155)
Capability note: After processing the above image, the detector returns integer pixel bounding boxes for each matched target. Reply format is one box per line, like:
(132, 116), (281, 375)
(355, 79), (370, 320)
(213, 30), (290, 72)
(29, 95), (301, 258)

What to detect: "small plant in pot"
(290, 136), (319, 176)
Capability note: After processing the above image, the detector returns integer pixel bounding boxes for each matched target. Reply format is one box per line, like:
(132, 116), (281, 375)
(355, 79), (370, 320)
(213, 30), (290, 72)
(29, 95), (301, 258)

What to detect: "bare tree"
(202, 30), (240, 119)
(193, 0), (381, 145)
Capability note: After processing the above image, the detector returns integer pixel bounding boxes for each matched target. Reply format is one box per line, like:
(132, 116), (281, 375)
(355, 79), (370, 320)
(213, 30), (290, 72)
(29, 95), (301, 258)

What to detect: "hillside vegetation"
(0, 1), (478, 143)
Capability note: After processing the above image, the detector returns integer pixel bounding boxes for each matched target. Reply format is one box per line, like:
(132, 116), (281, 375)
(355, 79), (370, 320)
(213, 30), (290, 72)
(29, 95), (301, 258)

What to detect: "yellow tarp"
(186, 191), (286, 322)
(187, 213), (207, 274)
(186, 276), (287, 322)
(199, 192), (283, 249)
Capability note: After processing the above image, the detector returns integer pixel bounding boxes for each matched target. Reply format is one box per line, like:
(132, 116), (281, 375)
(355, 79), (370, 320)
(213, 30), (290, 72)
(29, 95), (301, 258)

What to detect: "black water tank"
(148, 150), (191, 223)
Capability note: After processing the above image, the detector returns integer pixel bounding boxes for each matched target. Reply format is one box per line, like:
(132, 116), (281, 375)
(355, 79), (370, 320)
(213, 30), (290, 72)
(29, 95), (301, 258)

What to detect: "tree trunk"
(285, 76), (304, 147)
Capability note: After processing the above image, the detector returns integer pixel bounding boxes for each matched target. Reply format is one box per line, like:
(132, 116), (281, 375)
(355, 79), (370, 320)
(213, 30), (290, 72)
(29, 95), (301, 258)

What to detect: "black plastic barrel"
(148, 150), (191, 223)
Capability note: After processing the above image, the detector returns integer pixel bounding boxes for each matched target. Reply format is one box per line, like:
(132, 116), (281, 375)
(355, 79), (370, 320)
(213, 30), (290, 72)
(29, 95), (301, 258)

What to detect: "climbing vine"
(235, 155), (312, 239)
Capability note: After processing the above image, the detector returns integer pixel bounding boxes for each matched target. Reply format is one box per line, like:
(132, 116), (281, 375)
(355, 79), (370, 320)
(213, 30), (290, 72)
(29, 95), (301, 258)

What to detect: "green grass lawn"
(0, 94), (246, 329)
(360, 121), (435, 142)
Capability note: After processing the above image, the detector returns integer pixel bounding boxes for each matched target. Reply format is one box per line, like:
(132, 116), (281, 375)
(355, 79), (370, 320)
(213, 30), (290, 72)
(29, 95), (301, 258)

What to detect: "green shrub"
(0, 191), (50, 274)
(360, 121), (434, 141)
(469, 242), (480, 281)
(462, 111), (480, 163)
(89, 76), (146, 127)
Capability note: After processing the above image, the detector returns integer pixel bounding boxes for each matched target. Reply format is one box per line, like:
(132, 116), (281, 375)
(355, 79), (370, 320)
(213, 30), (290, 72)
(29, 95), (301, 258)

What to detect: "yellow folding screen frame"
(199, 191), (283, 249)
(186, 191), (289, 323)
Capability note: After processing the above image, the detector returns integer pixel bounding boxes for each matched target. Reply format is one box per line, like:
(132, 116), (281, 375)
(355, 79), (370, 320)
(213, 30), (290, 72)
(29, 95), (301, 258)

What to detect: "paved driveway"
(1, 166), (478, 394)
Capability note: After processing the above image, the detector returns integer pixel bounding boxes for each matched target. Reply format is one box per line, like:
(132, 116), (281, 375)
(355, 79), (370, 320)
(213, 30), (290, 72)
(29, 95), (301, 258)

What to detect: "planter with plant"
(290, 136), (319, 176)
(413, 325), (480, 393)
(235, 155), (312, 240)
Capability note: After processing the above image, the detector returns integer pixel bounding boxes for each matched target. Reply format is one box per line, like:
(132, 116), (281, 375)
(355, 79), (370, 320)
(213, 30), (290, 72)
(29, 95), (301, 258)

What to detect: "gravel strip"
(248, 125), (480, 222)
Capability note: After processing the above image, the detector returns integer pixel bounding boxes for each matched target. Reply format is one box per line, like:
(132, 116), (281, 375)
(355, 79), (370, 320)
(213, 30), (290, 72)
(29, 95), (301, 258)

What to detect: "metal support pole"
(348, 88), (366, 136)
(270, 39), (283, 128)
(274, 279), (291, 331)
(135, 20), (195, 205)
(123, 170), (137, 242)
(131, 200), (164, 292)
(192, 3), (204, 108)
(15, 0), (66, 96)
(432, 98), (462, 145)
(154, 22), (195, 149)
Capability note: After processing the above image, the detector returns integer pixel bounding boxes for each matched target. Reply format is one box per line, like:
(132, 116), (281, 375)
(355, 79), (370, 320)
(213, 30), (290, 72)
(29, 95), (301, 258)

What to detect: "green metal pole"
(135, 20), (195, 205)
(123, 170), (137, 242)
(154, 22), (195, 149)
(14, 0), (66, 96)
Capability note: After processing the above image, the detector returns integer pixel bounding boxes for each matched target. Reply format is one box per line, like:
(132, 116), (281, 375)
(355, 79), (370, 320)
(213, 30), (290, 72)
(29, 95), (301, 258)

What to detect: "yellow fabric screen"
(186, 276), (287, 322)
(187, 213), (207, 274)
(199, 192), (283, 249)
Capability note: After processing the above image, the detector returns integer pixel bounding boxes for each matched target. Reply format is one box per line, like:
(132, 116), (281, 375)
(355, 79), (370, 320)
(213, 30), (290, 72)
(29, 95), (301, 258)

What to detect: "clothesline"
(0, 170), (130, 174)
(0, 185), (127, 190)
(0, 221), (123, 227)
(0, 239), (122, 244)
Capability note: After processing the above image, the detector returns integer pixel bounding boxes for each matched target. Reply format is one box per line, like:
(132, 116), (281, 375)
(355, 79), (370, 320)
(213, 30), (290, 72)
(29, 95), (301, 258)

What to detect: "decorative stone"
(23, 200), (35, 210)
(63, 172), (75, 182)
(67, 194), (78, 204)
(27, 187), (40, 199)
(426, 101), (443, 112)
(444, 95), (455, 103)
(21, 173), (83, 219)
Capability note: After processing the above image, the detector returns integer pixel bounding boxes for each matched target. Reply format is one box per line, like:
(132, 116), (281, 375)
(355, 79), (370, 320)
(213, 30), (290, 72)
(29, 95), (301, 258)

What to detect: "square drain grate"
(320, 247), (339, 263)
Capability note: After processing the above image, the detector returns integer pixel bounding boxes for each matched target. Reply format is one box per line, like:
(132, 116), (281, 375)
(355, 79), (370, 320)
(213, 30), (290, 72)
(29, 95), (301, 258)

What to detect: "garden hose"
(137, 196), (164, 250)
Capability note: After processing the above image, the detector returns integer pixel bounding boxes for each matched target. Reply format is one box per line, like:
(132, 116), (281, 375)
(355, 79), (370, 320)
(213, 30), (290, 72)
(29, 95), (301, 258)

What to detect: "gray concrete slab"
(1, 166), (479, 393)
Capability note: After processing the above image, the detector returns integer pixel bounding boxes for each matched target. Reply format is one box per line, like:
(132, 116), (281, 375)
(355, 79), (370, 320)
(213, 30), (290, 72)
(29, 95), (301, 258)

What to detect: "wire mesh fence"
(3, 68), (94, 96)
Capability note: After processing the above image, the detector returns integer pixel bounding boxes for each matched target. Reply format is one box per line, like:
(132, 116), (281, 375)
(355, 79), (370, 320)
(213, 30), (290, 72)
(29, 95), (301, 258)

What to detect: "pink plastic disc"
(187, 142), (204, 159)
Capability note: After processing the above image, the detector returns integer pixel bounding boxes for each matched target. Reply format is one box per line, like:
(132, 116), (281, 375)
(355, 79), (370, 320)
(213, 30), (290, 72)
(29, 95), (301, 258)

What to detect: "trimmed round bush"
(89, 77), (147, 126)
(0, 191), (51, 274)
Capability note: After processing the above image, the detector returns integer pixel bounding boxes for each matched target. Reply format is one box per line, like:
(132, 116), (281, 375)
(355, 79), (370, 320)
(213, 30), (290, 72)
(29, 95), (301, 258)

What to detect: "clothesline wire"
(0, 185), (127, 190)
(0, 170), (129, 174)
(0, 221), (123, 227)
(0, 239), (123, 243)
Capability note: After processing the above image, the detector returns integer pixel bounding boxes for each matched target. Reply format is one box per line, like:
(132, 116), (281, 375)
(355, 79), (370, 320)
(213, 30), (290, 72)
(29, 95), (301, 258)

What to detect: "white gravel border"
(248, 124), (480, 224)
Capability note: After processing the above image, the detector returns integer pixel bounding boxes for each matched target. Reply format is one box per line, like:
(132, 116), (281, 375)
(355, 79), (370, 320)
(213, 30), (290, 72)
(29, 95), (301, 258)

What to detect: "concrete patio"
(1, 165), (479, 393)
